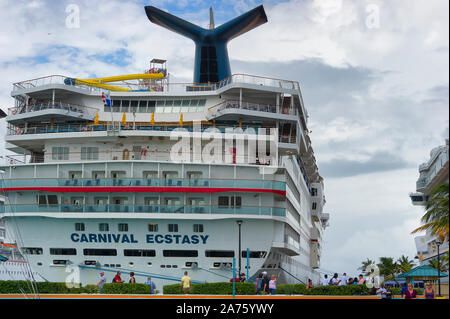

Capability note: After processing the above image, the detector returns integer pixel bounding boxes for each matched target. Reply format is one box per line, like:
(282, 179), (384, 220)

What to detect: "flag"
(121, 112), (126, 125)
(102, 91), (112, 106)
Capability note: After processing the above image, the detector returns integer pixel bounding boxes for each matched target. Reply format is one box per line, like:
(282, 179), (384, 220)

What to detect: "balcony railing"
(3, 204), (285, 216)
(8, 101), (99, 118)
(0, 177), (286, 191)
(0, 147), (279, 167)
(12, 74), (301, 94)
(207, 99), (297, 119)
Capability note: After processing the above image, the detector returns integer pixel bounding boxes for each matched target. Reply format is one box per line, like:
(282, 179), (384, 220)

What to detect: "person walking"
(376, 284), (387, 299)
(112, 271), (124, 283)
(181, 271), (191, 294)
(352, 277), (358, 285)
(239, 273), (247, 283)
(321, 274), (329, 286)
(339, 273), (348, 286)
(96, 271), (107, 293)
(268, 275), (277, 295)
(129, 272), (136, 283)
(358, 274), (365, 285)
(261, 272), (270, 295)
(385, 285), (393, 299)
(403, 283), (418, 299)
(423, 281), (435, 299)
(400, 282), (408, 298)
(144, 276), (156, 294)
(255, 273), (263, 295)
(330, 273), (340, 286)
(306, 279), (314, 289)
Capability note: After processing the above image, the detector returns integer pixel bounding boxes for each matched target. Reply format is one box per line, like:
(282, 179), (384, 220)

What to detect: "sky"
(0, 0), (448, 278)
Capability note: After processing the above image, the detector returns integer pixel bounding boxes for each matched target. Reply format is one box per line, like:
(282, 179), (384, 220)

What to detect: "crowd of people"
(95, 270), (438, 298)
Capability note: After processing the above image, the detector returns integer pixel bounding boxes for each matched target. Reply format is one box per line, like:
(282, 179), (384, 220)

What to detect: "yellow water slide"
(64, 72), (166, 92)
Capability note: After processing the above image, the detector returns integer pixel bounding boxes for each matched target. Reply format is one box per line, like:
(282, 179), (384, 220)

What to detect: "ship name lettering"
(70, 233), (138, 243)
(146, 234), (209, 244)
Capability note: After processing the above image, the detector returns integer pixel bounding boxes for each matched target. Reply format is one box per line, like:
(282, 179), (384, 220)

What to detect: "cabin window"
(75, 223), (85, 231)
(148, 223), (158, 232)
(99, 223), (109, 232)
(118, 223), (128, 232)
(168, 224), (178, 232)
(163, 250), (198, 257)
(193, 224), (204, 233)
(50, 248), (77, 255)
(83, 249), (117, 256)
(241, 251), (267, 258)
(312, 202), (317, 210)
(205, 250), (235, 258)
(81, 147), (99, 160)
(22, 247), (43, 255)
(124, 249), (156, 257)
(52, 147), (69, 160)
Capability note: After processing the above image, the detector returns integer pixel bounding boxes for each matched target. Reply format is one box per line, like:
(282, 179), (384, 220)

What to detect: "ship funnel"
(145, 5), (267, 83)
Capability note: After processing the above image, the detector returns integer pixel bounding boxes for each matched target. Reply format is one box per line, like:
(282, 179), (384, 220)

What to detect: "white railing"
(8, 101), (99, 118)
(12, 74), (301, 94)
(207, 99), (297, 119)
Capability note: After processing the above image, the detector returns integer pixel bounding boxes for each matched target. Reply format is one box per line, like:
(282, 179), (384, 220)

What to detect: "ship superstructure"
(0, 6), (329, 287)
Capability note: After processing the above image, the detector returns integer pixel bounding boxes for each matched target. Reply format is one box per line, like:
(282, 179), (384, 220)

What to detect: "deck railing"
(12, 74), (301, 93)
(207, 99), (297, 118)
(0, 177), (286, 191)
(8, 101), (99, 118)
(3, 204), (285, 216)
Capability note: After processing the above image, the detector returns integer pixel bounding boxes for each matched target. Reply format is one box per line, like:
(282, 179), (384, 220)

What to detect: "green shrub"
(0, 280), (99, 294)
(163, 282), (255, 295)
(102, 283), (151, 294)
(390, 287), (423, 295)
(276, 284), (307, 295)
(303, 284), (369, 296)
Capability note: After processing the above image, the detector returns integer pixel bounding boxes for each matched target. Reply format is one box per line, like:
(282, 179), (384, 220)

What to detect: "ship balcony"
(271, 235), (300, 256)
(206, 99), (298, 121)
(12, 74), (301, 95)
(320, 213), (330, 228)
(409, 192), (426, 206)
(416, 179), (427, 191)
(2, 204), (286, 217)
(0, 177), (286, 192)
(7, 102), (99, 125)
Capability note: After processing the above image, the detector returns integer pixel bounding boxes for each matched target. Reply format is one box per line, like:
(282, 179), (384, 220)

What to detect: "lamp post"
(436, 239), (442, 297)
(236, 220), (243, 279)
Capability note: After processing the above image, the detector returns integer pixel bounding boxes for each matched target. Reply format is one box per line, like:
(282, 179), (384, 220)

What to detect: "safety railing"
(3, 204), (286, 216)
(0, 177), (286, 191)
(8, 101), (99, 118)
(12, 74), (301, 93)
(0, 146), (280, 166)
(207, 99), (297, 118)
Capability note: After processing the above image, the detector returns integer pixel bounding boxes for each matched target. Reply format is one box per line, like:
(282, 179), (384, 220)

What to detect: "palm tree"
(358, 258), (375, 275)
(428, 259), (447, 272)
(396, 255), (415, 273)
(377, 257), (398, 282)
(412, 182), (449, 238)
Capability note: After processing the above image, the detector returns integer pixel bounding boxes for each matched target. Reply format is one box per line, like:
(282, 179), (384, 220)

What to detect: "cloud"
(318, 151), (412, 178)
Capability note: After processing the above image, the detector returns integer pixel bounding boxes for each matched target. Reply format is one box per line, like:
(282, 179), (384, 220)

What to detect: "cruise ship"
(0, 5), (329, 287)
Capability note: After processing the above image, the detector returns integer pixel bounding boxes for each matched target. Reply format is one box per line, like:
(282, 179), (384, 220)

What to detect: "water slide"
(64, 71), (166, 92)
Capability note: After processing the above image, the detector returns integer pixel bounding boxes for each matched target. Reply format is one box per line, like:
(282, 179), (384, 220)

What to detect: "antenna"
(209, 7), (215, 29)
(145, 5), (267, 83)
